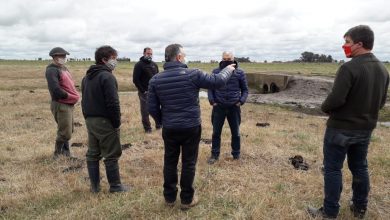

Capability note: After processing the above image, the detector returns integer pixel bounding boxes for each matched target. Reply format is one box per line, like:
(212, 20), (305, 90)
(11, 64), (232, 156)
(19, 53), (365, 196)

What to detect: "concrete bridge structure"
(246, 72), (291, 94)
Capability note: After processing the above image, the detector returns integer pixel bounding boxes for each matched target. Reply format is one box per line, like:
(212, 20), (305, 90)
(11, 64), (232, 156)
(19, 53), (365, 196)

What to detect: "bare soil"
(248, 75), (334, 109)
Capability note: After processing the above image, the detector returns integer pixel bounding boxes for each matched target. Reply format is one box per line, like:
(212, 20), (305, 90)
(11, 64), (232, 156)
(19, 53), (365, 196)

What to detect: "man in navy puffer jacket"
(207, 52), (248, 164)
(148, 44), (235, 210)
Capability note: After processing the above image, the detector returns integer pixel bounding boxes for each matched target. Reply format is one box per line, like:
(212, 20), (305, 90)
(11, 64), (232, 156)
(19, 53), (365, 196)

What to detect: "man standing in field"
(308, 25), (389, 219)
(207, 51), (248, 164)
(133, 47), (161, 133)
(81, 45), (128, 193)
(148, 44), (236, 210)
(45, 47), (79, 158)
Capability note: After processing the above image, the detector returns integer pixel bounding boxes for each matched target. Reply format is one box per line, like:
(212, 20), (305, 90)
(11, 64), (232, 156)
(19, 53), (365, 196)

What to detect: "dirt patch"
(121, 143), (132, 150)
(62, 164), (83, 173)
(289, 155), (309, 171)
(73, 122), (83, 127)
(200, 138), (212, 145)
(71, 143), (84, 147)
(248, 75), (334, 112)
(256, 122), (270, 127)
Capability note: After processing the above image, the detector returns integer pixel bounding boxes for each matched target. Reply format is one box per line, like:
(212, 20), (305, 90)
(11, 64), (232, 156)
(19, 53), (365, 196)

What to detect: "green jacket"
(322, 53), (389, 130)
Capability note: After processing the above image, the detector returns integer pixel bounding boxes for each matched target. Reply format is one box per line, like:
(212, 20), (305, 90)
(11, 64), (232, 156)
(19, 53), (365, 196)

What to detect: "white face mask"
(144, 55), (153, 61)
(106, 59), (117, 70)
(57, 58), (66, 65)
(181, 57), (188, 64)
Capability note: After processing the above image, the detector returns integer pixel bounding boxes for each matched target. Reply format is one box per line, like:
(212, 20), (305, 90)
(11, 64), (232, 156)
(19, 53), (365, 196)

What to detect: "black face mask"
(220, 60), (234, 69)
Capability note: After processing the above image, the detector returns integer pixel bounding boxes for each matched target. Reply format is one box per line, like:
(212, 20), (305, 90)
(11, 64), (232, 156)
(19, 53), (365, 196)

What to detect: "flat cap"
(49, 47), (69, 56)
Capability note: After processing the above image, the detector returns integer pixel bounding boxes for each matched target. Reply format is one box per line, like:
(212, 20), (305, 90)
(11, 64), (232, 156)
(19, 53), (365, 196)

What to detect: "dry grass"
(0, 61), (389, 219)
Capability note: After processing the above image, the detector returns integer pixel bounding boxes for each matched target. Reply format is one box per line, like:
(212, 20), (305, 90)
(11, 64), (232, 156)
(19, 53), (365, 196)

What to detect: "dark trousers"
(322, 127), (372, 217)
(85, 117), (122, 162)
(162, 125), (201, 204)
(138, 91), (161, 131)
(211, 104), (241, 158)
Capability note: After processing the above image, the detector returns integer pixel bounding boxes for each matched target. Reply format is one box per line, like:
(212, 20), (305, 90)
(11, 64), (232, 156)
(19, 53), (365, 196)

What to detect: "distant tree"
(117, 57), (131, 62)
(235, 57), (251, 62)
(37, 57), (42, 61)
(300, 51), (333, 63)
(326, 55), (333, 63)
(300, 51), (315, 62)
(264, 60), (267, 63)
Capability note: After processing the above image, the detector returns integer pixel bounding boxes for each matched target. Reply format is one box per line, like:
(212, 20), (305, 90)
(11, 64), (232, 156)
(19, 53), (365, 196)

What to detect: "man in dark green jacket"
(308, 25), (389, 219)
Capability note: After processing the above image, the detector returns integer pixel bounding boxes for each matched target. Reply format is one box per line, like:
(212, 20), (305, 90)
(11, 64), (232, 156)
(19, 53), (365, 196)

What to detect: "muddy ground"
(247, 75), (334, 115)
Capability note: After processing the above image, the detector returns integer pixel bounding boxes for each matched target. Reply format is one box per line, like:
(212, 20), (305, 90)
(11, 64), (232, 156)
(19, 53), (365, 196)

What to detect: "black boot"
(61, 141), (71, 157)
(87, 161), (100, 193)
(104, 160), (128, 193)
(53, 141), (64, 159)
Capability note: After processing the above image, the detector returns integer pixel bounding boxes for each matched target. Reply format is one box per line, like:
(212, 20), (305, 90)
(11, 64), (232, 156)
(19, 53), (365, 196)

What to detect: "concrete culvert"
(262, 84), (269, 93)
(270, 83), (280, 93)
(246, 72), (291, 94)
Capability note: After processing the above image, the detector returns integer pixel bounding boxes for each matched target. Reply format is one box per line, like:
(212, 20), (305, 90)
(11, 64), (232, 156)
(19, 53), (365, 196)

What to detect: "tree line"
(295, 51), (334, 63)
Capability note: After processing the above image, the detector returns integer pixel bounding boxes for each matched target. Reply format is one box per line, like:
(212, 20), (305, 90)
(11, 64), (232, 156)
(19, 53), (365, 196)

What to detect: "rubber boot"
(62, 141), (71, 157)
(87, 161), (101, 193)
(104, 160), (128, 193)
(53, 141), (64, 159)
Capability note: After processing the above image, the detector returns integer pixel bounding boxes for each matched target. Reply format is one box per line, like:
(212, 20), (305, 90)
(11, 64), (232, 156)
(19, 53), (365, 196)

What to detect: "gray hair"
(222, 51), (234, 58)
(165, 44), (183, 62)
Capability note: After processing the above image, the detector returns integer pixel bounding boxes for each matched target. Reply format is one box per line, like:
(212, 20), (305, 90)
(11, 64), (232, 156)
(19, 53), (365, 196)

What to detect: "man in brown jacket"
(45, 47), (79, 158)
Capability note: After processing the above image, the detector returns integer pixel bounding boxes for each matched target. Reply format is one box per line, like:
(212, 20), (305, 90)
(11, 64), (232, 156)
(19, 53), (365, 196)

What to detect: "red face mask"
(342, 44), (352, 58)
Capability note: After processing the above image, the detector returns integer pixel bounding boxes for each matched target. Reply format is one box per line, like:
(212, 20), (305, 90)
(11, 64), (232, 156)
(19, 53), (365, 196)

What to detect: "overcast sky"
(1, 0), (390, 62)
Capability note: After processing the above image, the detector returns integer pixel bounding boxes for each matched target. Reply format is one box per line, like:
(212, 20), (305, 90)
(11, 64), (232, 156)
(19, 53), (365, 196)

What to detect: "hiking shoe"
(180, 196), (199, 210)
(233, 155), (240, 160)
(307, 206), (337, 219)
(349, 201), (366, 219)
(145, 129), (152, 134)
(207, 156), (218, 165)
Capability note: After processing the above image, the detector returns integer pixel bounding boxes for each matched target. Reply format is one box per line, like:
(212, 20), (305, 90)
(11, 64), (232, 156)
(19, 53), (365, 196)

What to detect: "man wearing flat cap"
(45, 47), (80, 158)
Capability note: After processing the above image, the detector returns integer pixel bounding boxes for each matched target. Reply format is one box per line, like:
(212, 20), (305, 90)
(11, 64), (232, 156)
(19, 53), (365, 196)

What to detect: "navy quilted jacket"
(148, 61), (233, 129)
(207, 61), (248, 105)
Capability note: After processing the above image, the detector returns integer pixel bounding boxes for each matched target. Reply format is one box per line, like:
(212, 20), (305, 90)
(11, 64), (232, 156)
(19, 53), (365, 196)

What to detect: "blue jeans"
(322, 127), (372, 217)
(211, 104), (241, 158)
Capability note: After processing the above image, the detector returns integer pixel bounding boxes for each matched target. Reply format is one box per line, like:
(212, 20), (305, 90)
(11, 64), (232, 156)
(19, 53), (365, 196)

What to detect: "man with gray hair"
(148, 44), (236, 210)
(207, 51), (248, 164)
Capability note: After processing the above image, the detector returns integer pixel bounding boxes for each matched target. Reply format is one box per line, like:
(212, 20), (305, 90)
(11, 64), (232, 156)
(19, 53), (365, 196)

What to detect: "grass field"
(0, 60), (353, 92)
(0, 61), (389, 219)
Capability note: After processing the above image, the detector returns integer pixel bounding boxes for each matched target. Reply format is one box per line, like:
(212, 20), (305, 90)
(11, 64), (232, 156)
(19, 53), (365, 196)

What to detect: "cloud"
(1, 0), (389, 62)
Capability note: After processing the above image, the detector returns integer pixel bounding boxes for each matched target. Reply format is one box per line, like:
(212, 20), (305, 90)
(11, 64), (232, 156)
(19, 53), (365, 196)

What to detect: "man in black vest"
(133, 47), (161, 133)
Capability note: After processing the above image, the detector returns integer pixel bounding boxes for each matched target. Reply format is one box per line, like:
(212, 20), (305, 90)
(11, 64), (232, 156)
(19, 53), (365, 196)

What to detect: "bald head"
(222, 51), (234, 61)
